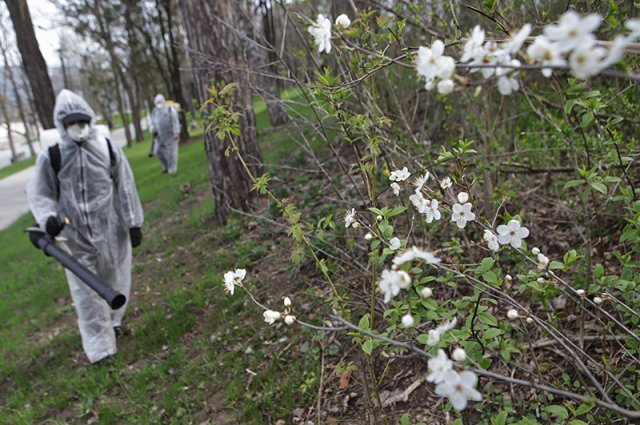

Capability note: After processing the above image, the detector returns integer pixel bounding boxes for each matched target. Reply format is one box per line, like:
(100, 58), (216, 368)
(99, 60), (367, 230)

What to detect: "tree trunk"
(181, 0), (263, 225)
(158, 0), (189, 143)
(19, 62), (40, 139)
(5, 0), (55, 129)
(259, 0), (288, 127)
(0, 95), (18, 163)
(0, 33), (34, 156)
(113, 66), (132, 148)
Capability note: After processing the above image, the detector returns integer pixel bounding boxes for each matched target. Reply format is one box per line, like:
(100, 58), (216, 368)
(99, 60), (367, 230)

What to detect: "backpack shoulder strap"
(105, 137), (116, 167)
(48, 143), (61, 175)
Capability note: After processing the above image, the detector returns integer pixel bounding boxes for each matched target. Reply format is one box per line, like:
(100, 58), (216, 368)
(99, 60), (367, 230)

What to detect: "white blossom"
(503, 24), (532, 54)
(626, 18), (640, 38)
(263, 309), (281, 325)
(392, 246), (441, 266)
(390, 182), (401, 196)
(223, 268), (246, 295)
(537, 253), (550, 268)
(401, 313), (415, 328)
(483, 229), (500, 252)
(344, 208), (357, 228)
(497, 220), (529, 249)
(600, 35), (629, 70)
(435, 370), (482, 410)
(426, 349), (453, 383)
(389, 237), (402, 251)
(378, 269), (412, 303)
(421, 287), (433, 298)
(308, 14), (332, 54)
(440, 177), (452, 189)
(452, 347), (467, 362)
(413, 171), (430, 193)
(424, 199), (442, 224)
(409, 192), (427, 213)
(507, 309), (519, 320)
(437, 78), (455, 95)
(335, 14), (351, 28)
(427, 318), (458, 347)
(416, 40), (455, 89)
(284, 315), (296, 325)
(461, 25), (486, 63)
(496, 59), (521, 96)
(569, 42), (607, 79)
(457, 192), (469, 203)
(390, 167), (410, 182)
(451, 202), (475, 228)
(427, 329), (441, 346)
(544, 11), (601, 53)
(526, 35), (567, 77)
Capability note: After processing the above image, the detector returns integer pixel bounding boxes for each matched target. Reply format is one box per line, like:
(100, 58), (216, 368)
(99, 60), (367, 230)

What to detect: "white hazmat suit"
(150, 94), (180, 174)
(27, 90), (144, 364)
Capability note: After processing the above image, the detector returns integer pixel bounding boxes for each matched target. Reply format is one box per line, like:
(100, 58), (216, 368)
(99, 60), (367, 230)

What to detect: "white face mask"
(66, 123), (91, 142)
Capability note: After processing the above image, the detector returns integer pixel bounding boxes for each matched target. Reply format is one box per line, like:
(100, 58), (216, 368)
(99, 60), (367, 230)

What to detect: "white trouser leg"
(65, 269), (116, 363)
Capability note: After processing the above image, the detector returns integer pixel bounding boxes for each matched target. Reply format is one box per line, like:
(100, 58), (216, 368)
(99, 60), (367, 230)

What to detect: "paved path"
(0, 126), (136, 231)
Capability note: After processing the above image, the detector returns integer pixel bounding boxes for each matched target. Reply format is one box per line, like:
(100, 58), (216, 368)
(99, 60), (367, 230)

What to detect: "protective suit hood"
(54, 89), (97, 144)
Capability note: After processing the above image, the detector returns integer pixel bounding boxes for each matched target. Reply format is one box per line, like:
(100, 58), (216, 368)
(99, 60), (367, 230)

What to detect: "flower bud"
(525, 317), (534, 324)
(576, 289), (585, 297)
(593, 296), (603, 305)
(505, 274), (513, 282)
(283, 297), (292, 307)
(401, 314), (415, 328)
(537, 277), (545, 284)
(421, 287), (433, 298)
(457, 192), (469, 203)
(507, 309), (519, 320)
(284, 315), (296, 325)
(452, 347), (466, 362)
(532, 247), (540, 255)
(364, 232), (373, 240)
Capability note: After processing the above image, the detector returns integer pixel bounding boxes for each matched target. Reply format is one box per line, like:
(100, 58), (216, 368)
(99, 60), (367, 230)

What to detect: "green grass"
(0, 156), (36, 180)
(0, 97), (321, 424)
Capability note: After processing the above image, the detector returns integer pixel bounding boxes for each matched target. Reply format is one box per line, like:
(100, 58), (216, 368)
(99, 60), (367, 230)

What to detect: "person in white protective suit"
(27, 89), (144, 365)
(150, 94), (180, 174)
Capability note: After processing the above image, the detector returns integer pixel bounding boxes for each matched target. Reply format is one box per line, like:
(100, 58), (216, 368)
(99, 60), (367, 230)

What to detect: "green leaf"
(400, 413), (411, 425)
(549, 261), (565, 270)
(358, 314), (370, 330)
(574, 402), (594, 416)
(482, 270), (499, 286)
(564, 179), (585, 189)
(589, 181), (607, 194)
(544, 405), (569, 420)
(568, 420), (589, 425)
(362, 339), (373, 355)
(475, 257), (495, 275)
(492, 410), (508, 425)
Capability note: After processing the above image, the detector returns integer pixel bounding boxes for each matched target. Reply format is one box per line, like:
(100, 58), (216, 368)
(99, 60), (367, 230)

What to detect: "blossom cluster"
(307, 11), (640, 96)
(427, 349), (482, 410)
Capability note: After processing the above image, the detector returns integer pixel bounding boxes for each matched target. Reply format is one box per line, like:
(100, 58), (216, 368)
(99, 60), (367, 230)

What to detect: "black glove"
(45, 216), (65, 237)
(130, 227), (142, 248)
(28, 223), (46, 250)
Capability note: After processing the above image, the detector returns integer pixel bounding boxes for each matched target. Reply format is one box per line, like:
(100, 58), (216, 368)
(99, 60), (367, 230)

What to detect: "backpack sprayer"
(26, 224), (126, 310)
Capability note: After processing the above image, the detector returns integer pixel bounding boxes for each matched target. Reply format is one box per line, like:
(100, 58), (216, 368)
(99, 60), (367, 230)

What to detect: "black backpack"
(48, 138), (116, 192)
